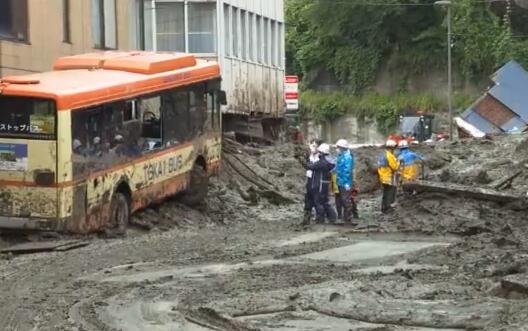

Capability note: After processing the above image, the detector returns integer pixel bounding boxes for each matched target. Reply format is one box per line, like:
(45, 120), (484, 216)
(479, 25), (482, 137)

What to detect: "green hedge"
(299, 90), (475, 132)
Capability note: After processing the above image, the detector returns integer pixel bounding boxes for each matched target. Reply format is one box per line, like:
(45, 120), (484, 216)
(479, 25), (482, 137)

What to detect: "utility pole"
(435, 0), (453, 140)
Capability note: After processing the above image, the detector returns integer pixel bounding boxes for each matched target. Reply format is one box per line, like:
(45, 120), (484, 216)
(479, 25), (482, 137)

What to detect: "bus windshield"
(0, 96), (56, 140)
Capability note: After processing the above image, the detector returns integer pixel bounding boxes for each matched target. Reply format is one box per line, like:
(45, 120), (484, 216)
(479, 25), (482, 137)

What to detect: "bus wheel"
(181, 164), (209, 206)
(108, 192), (130, 236)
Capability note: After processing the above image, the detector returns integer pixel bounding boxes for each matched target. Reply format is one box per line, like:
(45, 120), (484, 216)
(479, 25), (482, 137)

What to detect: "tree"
(285, 0), (528, 93)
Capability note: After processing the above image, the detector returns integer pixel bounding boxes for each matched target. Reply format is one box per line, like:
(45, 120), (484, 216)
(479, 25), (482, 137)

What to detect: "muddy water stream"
(79, 230), (467, 331)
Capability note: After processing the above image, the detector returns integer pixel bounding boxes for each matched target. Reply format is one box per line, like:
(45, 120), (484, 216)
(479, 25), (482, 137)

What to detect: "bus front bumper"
(0, 216), (60, 231)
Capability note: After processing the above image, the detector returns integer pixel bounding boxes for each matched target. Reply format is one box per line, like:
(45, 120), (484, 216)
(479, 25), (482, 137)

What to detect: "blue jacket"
(334, 150), (353, 189)
(397, 148), (423, 166)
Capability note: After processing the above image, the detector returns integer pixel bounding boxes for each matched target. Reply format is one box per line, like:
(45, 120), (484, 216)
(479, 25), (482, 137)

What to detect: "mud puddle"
(299, 240), (450, 263)
(84, 233), (452, 284)
(353, 260), (448, 275)
(84, 259), (301, 283)
(96, 298), (210, 331)
(239, 311), (464, 331)
(272, 231), (339, 247)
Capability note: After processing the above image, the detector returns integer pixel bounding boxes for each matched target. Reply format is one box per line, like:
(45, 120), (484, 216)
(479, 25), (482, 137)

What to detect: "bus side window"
(162, 88), (189, 146)
(189, 85), (207, 138)
(215, 91), (222, 129)
(138, 95), (162, 151)
(206, 91), (214, 130)
(71, 107), (105, 177)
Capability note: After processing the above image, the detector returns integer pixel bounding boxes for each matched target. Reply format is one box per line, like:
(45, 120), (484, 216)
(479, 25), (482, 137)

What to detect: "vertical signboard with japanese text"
(284, 75), (299, 111)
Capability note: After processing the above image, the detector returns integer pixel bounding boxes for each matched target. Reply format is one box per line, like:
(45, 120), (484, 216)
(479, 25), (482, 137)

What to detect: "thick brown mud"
(0, 135), (528, 330)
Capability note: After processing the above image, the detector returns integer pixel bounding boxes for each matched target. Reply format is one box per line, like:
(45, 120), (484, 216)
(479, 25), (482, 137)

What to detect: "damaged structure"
(457, 60), (528, 137)
(137, 0), (286, 140)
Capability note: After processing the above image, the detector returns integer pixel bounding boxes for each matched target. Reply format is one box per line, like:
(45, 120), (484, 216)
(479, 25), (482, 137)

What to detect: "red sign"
(284, 75), (299, 111)
(285, 75), (298, 84)
(285, 92), (298, 100)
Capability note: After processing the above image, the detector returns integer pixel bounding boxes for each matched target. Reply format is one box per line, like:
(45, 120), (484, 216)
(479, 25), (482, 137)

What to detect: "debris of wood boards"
(0, 240), (89, 255)
(501, 274), (528, 294)
(494, 170), (523, 190)
(403, 180), (522, 203)
(222, 155), (294, 205)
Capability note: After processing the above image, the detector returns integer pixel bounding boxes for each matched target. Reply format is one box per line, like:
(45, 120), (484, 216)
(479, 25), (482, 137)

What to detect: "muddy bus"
(0, 52), (225, 234)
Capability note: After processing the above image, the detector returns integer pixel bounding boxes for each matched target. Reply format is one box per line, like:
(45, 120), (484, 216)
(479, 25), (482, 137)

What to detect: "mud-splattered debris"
(502, 274), (528, 295)
(0, 240), (89, 255)
(289, 292), (301, 301)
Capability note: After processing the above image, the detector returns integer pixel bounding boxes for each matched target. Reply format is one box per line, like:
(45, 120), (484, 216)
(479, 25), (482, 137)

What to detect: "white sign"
(284, 75), (299, 111)
(286, 99), (299, 110)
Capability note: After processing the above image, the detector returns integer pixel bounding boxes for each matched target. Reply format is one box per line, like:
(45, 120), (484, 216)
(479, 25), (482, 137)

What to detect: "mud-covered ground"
(1, 135), (528, 330)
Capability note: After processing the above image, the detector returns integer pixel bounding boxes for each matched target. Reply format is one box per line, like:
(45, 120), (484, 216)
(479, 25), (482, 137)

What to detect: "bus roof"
(0, 52), (220, 110)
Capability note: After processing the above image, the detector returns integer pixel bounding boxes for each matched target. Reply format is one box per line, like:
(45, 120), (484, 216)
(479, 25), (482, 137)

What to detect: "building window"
(256, 15), (262, 63)
(136, 0), (146, 50)
(263, 18), (269, 65)
(155, 2), (185, 52)
(248, 13), (255, 62)
(91, 0), (117, 49)
(241, 10), (247, 60)
(271, 20), (277, 66)
(278, 22), (284, 68)
(224, 4), (230, 56)
(63, 0), (71, 43)
(188, 2), (216, 53)
(232, 7), (238, 58)
(0, 0), (28, 42)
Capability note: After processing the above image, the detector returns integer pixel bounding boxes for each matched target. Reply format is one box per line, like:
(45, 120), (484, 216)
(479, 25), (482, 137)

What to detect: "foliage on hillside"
(286, 0), (528, 93)
(299, 90), (473, 131)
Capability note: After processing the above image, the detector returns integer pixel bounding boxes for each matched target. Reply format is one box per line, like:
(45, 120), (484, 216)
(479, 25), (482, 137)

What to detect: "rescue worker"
(377, 139), (399, 213)
(397, 140), (424, 183)
(331, 157), (359, 220)
(330, 172), (342, 220)
(333, 139), (356, 223)
(302, 143), (337, 224)
(301, 139), (322, 225)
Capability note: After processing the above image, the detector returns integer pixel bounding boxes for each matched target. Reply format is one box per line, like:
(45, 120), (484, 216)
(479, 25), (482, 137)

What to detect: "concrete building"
(0, 0), (137, 76)
(1, 0), (286, 133)
(135, 0), (286, 117)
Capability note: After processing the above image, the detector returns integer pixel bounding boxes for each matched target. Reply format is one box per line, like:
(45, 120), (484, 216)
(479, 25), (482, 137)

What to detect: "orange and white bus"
(0, 52), (225, 234)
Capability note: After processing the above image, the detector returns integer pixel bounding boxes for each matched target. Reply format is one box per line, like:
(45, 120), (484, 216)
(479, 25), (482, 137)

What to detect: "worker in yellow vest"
(377, 139), (399, 213)
(397, 140), (424, 183)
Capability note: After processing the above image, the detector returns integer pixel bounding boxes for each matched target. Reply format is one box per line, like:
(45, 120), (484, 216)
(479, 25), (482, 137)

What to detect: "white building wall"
(219, 0), (285, 116)
(136, 0), (285, 117)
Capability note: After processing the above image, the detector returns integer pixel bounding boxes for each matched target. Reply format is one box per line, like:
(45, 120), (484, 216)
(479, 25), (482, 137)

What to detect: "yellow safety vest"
(377, 150), (398, 186)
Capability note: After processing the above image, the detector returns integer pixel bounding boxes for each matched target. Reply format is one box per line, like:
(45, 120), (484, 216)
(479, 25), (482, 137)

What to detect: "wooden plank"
(403, 180), (521, 203)
(0, 240), (87, 254)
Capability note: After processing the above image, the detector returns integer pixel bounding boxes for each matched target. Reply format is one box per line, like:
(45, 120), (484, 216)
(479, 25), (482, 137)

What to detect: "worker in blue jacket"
(397, 140), (424, 183)
(333, 139), (358, 223)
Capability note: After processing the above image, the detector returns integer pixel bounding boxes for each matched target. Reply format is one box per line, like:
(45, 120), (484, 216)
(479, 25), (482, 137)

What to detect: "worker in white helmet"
(377, 139), (399, 213)
(301, 143), (337, 224)
(333, 139), (358, 223)
(300, 139), (322, 225)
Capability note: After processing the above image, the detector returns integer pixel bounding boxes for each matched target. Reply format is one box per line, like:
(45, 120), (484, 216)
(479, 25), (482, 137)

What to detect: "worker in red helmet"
(377, 139), (399, 214)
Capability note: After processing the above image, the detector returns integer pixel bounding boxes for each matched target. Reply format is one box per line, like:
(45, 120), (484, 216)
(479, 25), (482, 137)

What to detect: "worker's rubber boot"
(302, 210), (312, 226)
(315, 216), (325, 225)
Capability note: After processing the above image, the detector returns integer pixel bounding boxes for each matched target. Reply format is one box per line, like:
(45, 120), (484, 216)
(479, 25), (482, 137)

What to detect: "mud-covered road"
(1, 136), (528, 331)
